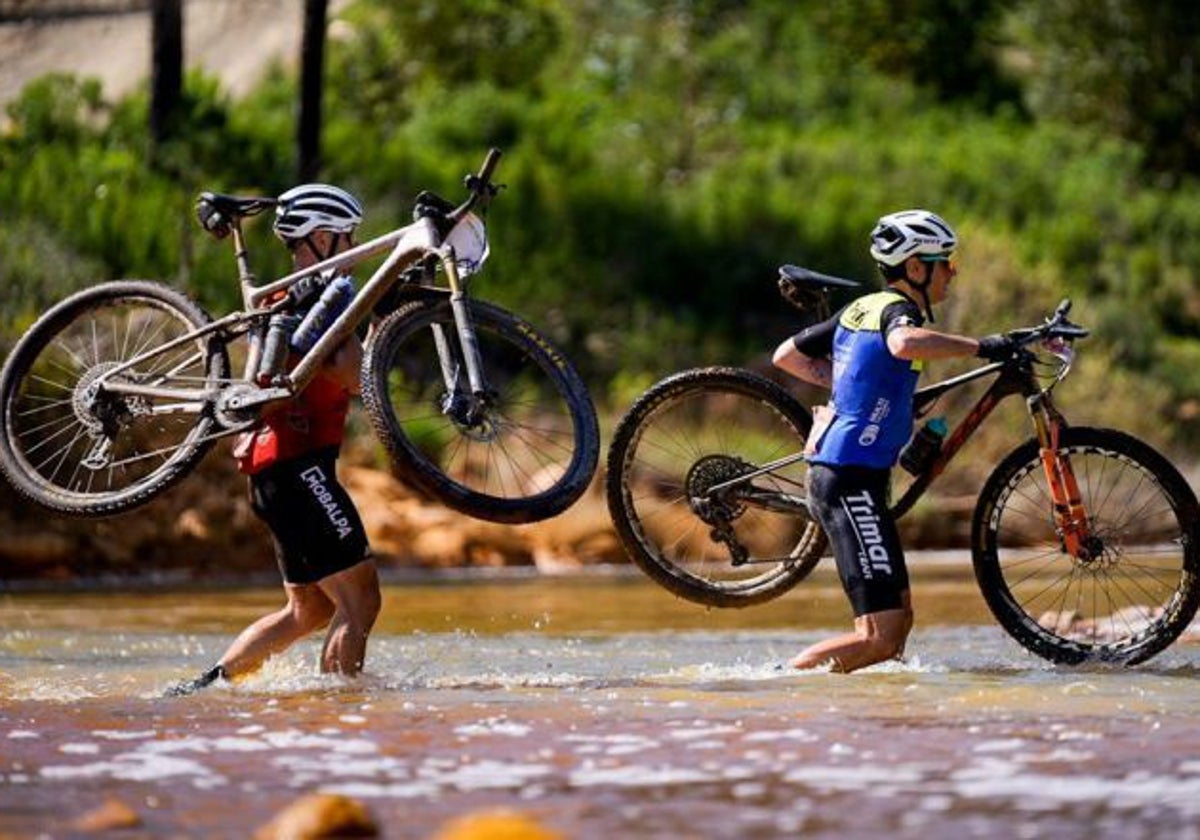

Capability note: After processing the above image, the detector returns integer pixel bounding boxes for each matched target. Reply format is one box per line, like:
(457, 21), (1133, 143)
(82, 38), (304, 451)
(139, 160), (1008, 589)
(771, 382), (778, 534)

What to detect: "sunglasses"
(918, 252), (954, 264)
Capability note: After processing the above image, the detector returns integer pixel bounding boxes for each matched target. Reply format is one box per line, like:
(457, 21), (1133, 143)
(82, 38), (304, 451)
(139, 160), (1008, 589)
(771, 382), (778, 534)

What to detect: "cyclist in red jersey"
(167, 184), (380, 695)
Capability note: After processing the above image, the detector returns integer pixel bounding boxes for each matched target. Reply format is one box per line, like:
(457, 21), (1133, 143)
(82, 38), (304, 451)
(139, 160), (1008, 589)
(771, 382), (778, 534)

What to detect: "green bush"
(4, 1), (1200, 449)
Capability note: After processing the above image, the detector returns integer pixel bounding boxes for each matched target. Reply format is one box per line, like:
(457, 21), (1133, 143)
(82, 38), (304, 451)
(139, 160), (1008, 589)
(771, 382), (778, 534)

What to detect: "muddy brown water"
(3, 559), (1200, 838)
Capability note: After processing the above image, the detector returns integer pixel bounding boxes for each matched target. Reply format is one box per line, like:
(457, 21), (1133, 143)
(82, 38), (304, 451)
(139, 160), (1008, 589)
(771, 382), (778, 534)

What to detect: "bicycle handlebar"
(1009, 298), (1089, 347)
(449, 147), (504, 225)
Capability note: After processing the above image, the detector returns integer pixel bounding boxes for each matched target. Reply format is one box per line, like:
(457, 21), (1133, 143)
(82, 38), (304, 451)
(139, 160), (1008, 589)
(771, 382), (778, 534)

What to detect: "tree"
(810, 0), (1020, 111)
(149, 0), (183, 152)
(1013, 0), (1200, 177)
(298, 0), (328, 181)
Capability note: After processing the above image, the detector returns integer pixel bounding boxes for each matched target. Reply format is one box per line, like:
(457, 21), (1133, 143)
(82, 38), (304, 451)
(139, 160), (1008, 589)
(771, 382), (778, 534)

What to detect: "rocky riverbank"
(0, 441), (625, 584)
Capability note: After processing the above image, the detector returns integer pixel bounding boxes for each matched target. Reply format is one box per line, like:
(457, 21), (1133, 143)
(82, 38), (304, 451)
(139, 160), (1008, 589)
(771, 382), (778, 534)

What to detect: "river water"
(3, 559), (1200, 838)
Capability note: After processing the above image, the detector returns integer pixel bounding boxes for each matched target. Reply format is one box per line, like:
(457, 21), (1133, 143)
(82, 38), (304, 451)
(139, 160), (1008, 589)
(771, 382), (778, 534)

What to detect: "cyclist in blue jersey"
(772, 209), (1015, 673)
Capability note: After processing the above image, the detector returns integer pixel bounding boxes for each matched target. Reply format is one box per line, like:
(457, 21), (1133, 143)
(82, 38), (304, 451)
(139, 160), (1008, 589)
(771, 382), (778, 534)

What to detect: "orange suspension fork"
(1032, 405), (1093, 559)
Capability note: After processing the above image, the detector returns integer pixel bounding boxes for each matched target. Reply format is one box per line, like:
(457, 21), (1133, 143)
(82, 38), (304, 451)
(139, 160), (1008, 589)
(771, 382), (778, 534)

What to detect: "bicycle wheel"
(0, 280), (229, 517)
(361, 297), (599, 524)
(972, 426), (1200, 665)
(606, 367), (826, 607)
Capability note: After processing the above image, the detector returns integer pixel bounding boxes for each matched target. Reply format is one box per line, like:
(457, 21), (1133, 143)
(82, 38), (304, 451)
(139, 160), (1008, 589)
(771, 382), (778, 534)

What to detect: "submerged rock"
(255, 793), (378, 839)
(72, 798), (142, 832)
(430, 809), (563, 840)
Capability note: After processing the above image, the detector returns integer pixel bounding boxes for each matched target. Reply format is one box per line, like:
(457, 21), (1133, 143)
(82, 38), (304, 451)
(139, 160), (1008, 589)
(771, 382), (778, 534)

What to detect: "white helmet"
(273, 183), (364, 241)
(869, 209), (957, 266)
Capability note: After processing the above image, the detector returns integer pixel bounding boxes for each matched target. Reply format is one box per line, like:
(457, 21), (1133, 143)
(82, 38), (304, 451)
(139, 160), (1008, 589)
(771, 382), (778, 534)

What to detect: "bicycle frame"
(710, 347), (1094, 558)
(89, 195), (487, 433)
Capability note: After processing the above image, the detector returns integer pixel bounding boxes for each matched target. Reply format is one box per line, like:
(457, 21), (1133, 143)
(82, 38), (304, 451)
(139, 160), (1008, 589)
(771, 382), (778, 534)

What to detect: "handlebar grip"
(476, 147), (502, 187)
(1054, 298), (1072, 318)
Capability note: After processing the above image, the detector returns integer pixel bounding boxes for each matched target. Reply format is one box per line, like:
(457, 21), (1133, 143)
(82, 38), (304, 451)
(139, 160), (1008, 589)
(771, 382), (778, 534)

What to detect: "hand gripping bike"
(0, 150), (599, 524)
(606, 265), (1200, 665)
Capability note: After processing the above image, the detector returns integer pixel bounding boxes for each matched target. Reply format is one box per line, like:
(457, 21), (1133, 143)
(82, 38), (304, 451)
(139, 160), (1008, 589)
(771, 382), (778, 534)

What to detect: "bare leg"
(316, 557), (381, 675)
(218, 584), (336, 678)
(792, 593), (913, 674)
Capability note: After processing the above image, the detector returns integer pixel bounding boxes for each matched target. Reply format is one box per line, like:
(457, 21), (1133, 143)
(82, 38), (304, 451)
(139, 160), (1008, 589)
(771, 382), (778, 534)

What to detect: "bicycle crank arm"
(222, 385), (292, 411)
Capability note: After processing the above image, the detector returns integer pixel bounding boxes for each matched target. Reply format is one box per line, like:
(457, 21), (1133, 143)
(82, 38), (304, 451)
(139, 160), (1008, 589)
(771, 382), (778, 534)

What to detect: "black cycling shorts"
(807, 463), (909, 616)
(248, 447), (370, 585)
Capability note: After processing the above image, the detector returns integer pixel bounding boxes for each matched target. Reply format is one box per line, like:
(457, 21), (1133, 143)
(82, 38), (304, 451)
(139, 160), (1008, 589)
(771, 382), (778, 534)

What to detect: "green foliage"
(0, 217), (106, 351)
(4, 1), (1200, 450)
(811, 0), (1022, 111)
(1010, 0), (1200, 177)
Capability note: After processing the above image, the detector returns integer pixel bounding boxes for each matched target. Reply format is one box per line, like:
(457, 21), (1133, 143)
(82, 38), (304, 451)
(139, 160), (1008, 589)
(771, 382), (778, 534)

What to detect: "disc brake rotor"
(439, 390), (499, 442)
(72, 362), (133, 436)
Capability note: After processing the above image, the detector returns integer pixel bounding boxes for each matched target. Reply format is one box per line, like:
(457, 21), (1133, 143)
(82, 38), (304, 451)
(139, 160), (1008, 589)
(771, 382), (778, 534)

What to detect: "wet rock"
(429, 809), (563, 840)
(72, 798), (142, 832)
(1038, 606), (1166, 640)
(255, 793), (378, 839)
(174, 508), (210, 540)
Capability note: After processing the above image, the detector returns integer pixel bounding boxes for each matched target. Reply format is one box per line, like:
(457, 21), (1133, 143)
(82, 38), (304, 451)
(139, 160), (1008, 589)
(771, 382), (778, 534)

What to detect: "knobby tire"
(972, 426), (1200, 665)
(361, 297), (599, 524)
(606, 366), (825, 607)
(0, 280), (228, 517)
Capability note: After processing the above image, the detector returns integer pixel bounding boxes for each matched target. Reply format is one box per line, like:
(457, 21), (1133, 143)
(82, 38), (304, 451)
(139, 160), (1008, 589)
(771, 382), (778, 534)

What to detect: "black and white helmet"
(273, 183), (364, 241)
(869, 209), (957, 266)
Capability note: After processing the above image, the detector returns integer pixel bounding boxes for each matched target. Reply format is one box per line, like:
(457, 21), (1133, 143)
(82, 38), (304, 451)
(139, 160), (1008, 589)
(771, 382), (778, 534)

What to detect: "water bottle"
(290, 275), (355, 353)
(256, 313), (301, 384)
(899, 416), (948, 475)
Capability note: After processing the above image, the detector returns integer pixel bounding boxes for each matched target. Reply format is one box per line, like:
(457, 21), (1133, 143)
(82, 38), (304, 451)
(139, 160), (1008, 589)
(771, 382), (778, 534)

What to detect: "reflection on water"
(2, 562), (1199, 838)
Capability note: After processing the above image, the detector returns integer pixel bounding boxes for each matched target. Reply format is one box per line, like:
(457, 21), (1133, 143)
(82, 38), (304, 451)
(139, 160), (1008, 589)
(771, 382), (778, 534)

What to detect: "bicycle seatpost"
(231, 219), (259, 307)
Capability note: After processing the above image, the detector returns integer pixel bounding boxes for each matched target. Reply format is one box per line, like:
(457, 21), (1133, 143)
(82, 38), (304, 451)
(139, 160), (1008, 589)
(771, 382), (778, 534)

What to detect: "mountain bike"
(606, 265), (1200, 665)
(0, 149), (599, 524)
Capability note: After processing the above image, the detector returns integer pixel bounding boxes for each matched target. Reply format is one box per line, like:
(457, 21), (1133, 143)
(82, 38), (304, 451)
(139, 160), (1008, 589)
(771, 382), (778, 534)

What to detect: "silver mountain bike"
(0, 149), (599, 523)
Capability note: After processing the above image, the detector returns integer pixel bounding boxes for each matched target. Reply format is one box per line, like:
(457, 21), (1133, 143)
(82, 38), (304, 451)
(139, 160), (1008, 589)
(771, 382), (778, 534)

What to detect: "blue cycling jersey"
(808, 291), (924, 469)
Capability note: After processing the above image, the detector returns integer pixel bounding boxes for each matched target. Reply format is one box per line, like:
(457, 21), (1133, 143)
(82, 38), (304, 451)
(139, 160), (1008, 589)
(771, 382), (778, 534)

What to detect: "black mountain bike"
(0, 150), (599, 524)
(607, 266), (1200, 665)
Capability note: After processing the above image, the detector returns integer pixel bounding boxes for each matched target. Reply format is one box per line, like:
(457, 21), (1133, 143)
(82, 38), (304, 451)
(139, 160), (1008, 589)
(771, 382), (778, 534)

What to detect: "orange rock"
(72, 798), (142, 832)
(429, 809), (563, 840)
(255, 793), (378, 839)
(174, 508), (210, 540)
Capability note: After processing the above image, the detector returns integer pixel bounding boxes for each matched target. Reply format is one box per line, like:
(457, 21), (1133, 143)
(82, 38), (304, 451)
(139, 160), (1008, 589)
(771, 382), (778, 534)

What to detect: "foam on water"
(3, 579), (1200, 837)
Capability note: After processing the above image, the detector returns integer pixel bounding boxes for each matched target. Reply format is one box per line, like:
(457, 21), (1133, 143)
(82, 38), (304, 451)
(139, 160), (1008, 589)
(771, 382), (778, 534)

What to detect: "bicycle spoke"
(982, 432), (1196, 664)
(3, 290), (220, 508)
(610, 374), (817, 598)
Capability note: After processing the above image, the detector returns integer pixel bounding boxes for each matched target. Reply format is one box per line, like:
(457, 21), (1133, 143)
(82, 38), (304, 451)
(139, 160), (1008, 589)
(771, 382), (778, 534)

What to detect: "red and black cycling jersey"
(234, 372), (350, 475)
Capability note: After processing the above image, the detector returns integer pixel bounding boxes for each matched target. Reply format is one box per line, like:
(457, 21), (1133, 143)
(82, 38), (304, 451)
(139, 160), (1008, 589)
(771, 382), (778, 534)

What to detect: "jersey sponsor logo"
(298, 465), (353, 539)
(858, 398), (891, 445)
(858, 425), (880, 446)
(868, 398), (891, 424)
(841, 489), (893, 579)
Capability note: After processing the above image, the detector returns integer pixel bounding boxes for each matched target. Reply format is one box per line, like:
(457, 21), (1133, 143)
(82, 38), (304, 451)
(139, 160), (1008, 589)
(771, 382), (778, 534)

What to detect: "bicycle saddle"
(196, 192), (277, 239)
(777, 264), (860, 290)
(198, 192), (277, 219)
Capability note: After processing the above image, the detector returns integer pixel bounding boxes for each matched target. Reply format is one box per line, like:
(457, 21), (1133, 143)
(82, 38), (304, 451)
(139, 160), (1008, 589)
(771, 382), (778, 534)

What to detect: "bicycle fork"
(430, 251), (491, 428)
(1030, 396), (1096, 560)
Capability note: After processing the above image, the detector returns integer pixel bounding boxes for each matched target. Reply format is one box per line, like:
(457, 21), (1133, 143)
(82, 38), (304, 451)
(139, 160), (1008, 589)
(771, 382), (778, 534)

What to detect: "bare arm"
(328, 335), (363, 395)
(886, 326), (980, 361)
(773, 339), (832, 389)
